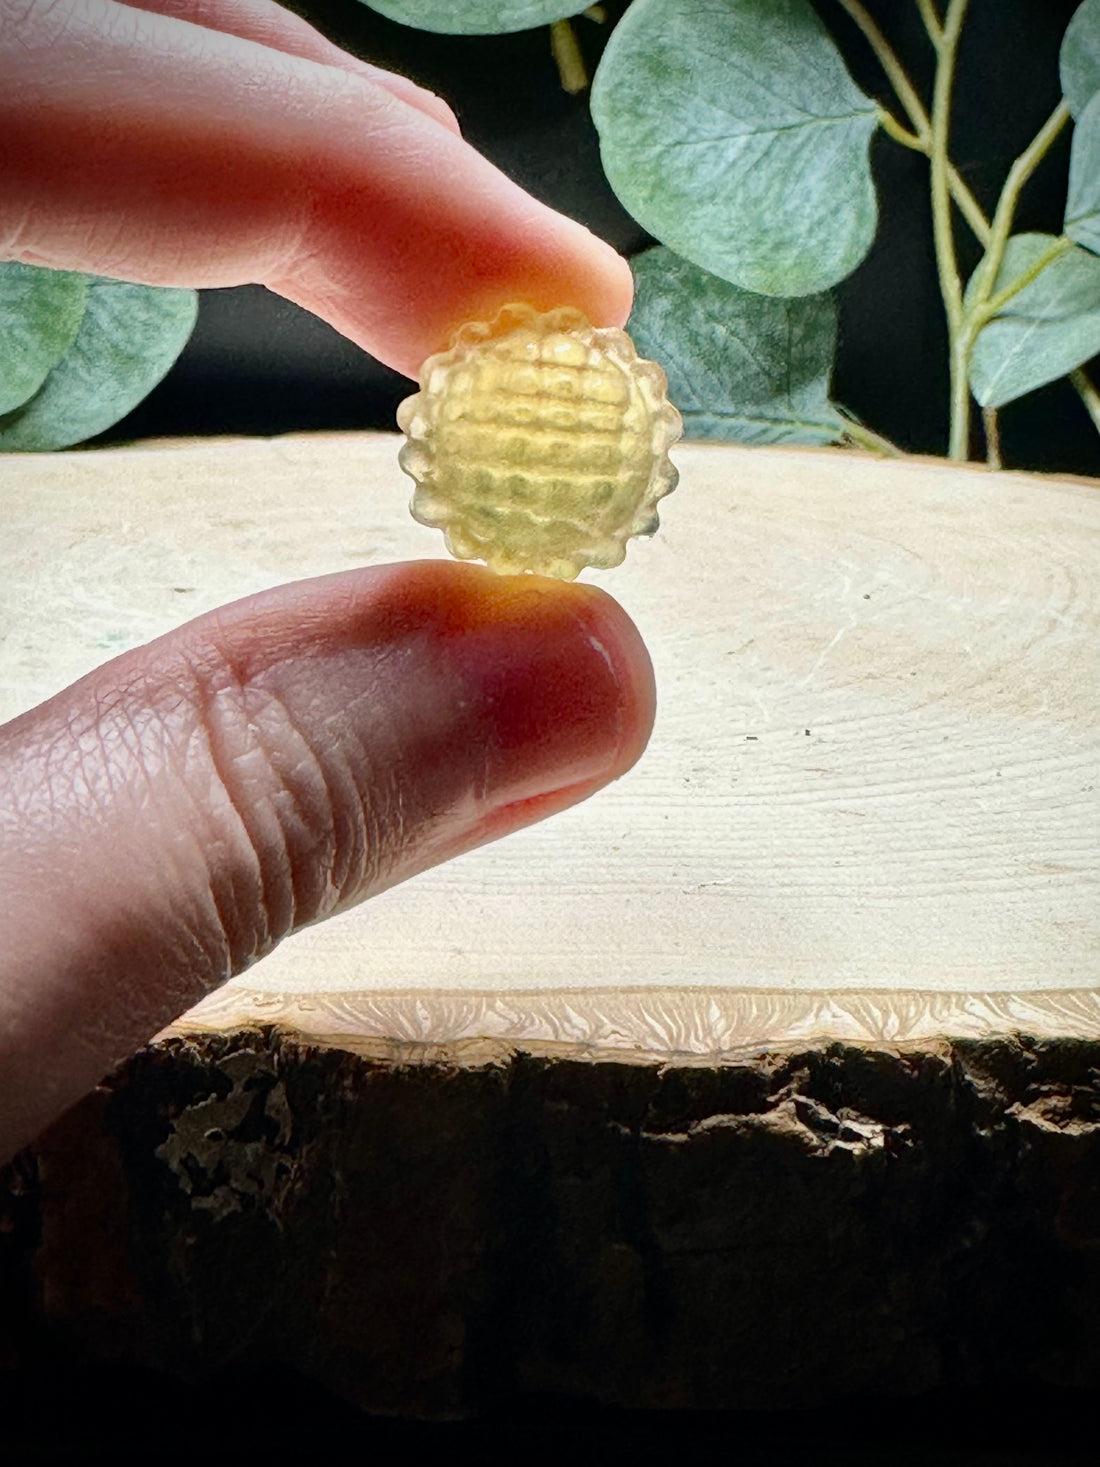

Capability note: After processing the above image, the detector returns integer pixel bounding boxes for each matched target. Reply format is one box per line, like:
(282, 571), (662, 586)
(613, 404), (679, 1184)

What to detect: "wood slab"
(4, 435), (1100, 1416)
(3, 433), (1098, 1048)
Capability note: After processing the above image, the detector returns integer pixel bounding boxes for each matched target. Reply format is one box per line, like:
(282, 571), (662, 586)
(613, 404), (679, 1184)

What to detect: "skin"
(0, 0), (653, 1162)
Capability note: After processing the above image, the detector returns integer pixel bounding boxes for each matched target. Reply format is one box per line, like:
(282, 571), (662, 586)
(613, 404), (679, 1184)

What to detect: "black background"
(1, 1359), (1096, 1464)
(97, 0), (1100, 479)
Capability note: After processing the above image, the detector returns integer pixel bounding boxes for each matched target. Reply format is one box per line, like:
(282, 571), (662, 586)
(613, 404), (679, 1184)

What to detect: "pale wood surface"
(3, 434), (1098, 1046)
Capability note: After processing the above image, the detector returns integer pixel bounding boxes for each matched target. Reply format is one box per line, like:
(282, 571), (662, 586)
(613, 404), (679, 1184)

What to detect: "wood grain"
(3, 434), (1098, 1045)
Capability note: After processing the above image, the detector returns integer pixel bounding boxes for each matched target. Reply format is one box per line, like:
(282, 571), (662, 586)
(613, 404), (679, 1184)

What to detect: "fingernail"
(465, 575), (653, 810)
(381, 563), (655, 834)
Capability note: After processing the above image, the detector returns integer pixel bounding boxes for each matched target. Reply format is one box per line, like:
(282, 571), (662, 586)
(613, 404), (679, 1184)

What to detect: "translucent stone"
(397, 303), (682, 580)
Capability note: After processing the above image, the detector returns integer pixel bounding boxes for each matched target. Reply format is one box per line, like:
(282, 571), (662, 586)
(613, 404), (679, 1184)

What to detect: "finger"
(116, 0), (462, 132)
(0, 562), (654, 1160)
(0, 0), (633, 376)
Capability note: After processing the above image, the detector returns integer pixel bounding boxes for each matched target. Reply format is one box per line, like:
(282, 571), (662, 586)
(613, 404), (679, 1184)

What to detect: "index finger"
(0, 0), (633, 376)
(117, 0), (464, 133)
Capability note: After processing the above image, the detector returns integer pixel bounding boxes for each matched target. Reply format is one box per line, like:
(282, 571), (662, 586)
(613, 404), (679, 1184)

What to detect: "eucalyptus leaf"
(1066, 90), (1100, 255)
(0, 263), (88, 416)
(363, 0), (587, 34)
(1060, 0), (1100, 117)
(591, 0), (879, 297)
(628, 247), (844, 444)
(967, 233), (1100, 408)
(0, 278), (197, 452)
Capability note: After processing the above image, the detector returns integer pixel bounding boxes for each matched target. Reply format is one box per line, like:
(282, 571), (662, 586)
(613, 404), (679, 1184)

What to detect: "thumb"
(0, 561), (653, 1159)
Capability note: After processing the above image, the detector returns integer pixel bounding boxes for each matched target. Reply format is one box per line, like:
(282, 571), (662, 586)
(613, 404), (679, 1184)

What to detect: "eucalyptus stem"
(840, 0), (981, 459)
(845, 5), (990, 243)
(930, 0), (971, 460)
(876, 106), (921, 149)
(978, 234), (1072, 323)
(1071, 368), (1100, 435)
(550, 18), (587, 93)
(877, 108), (990, 243)
(878, 4), (1075, 460)
(973, 100), (1071, 306)
(839, 415), (904, 456)
(847, 0), (1094, 457)
(837, 0), (928, 138)
(916, 0), (944, 47)
(942, 162), (988, 245)
(947, 104), (1076, 463)
(982, 407), (1001, 469)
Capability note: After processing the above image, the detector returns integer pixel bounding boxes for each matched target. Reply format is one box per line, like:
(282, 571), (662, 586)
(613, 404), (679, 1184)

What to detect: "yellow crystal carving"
(397, 303), (682, 579)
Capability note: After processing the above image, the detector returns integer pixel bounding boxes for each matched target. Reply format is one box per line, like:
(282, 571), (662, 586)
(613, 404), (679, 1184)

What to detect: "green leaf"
(967, 234), (1100, 408)
(1061, 0), (1100, 117)
(363, 0), (587, 34)
(0, 277), (197, 452)
(0, 263), (88, 415)
(1066, 90), (1100, 255)
(628, 246), (844, 445)
(591, 0), (879, 298)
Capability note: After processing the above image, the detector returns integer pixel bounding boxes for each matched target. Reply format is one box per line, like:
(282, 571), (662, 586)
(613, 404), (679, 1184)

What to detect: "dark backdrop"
(97, 0), (1100, 479)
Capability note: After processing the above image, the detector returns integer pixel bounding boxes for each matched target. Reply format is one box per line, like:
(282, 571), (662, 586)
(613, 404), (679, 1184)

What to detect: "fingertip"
(212, 559), (655, 794)
(394, 562), (656, 840)
(425, 218), (636, 362)
(273, 97), (635, 376)
(465, 572), (657, 843)
(330, 558), (655, 785)
(555, 576), (656, 779)
(593, 240), (635, 330)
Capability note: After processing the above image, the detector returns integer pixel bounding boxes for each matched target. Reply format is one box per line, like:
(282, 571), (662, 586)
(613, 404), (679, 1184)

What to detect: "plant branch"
(850, 0), (997, 249)
(916, 0), (944, 48)
(837, 0), (929, 139)
(842, 2), (1092, 459)
(974, 100), (1072, 307)
(1071, 367), (1100, 437)
(877, 117), (991, 245)
(930, 0), (971, 459)
(977, 235), (1072, 323)
(981, 407), (1001, 469)
(932, 101), (1094, 439)
(550, 18), (587, 93)
(843, 0), (989, 246)
(945, 160), (990, 246)
(838, 414), (904, 456)
(954, 104), (1080, 450)
(876, 106), (923, 150)
(847, 0), (982, 457)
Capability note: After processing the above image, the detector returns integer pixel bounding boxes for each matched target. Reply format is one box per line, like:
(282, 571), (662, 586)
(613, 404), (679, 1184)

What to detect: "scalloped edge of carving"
(396, 301), (682, 579)
(161, 986), (1100, 1059)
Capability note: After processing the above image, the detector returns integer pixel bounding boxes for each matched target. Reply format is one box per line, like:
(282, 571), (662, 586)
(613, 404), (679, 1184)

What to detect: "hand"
(0, 0), (653, 1161)
(0, 0), (632, 374)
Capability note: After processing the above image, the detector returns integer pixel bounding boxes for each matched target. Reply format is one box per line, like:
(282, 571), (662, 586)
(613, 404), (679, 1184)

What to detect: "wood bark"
(3, 1029), (1098, 1418)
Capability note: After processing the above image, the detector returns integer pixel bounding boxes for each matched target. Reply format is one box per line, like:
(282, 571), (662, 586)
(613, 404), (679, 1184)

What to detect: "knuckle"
(185, 652), (386, 960)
